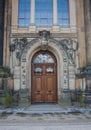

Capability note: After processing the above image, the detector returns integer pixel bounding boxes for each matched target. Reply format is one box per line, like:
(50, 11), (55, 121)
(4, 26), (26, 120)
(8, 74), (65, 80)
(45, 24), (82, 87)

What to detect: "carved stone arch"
(20, 38), (69, 103)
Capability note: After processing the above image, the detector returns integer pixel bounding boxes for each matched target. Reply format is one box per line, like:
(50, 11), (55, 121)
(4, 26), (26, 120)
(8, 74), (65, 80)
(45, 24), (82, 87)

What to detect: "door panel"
(45, 76), (56, 103)
(32, 76), (44, 103)
(31, 51), (57, 104)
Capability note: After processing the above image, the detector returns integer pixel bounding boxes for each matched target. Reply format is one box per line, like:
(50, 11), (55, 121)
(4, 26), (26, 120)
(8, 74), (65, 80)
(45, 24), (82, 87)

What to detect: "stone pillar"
(69, 65), (76, 90)
(84, 0), (91, 65)
(30, 0), (35, 25)
(76, 0), (86, 67)
(3, 0), (12, 66)
(14, 66), (21, 91)
(11, 0), (18, 33)
(69, 0), (76, 31)
(0, 0), (5, 65)
(53, 0), (59, 32)
(29, 0), (36, 32)
(53, 0), (58, 25)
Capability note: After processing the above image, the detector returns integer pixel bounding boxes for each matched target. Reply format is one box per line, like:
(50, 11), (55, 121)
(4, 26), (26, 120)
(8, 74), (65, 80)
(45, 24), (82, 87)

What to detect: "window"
(33, 53), (54, 63)
(57, 0), (69, 27)
(18, 0), (30, 27)
(35, 0), (53, 26)
(34, 67), (42, 73)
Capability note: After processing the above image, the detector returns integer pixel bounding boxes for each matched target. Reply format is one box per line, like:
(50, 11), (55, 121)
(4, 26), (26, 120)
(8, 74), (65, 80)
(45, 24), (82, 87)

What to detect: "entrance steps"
(0, 104), (91, 114)
(25, 104), (66, 114)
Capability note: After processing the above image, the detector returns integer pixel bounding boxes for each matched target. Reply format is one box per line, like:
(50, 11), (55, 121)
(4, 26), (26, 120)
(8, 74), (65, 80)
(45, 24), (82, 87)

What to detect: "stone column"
(76, 0), (86, 67)
(84, 0), (91, 89)
(53, 0), (58, 25)
(69, 0), (76, 32)
(3, 0), (12, 66)
(11, 0), (18, 33)
(84, 0), (91, 65)
(53, 0), (59, 32)
(29, 0), (36, 32)
(0, 0), (5, 65)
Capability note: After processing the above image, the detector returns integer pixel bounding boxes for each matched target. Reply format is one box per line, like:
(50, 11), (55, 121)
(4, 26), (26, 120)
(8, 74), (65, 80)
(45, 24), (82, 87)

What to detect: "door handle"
(47, 90), (53, 94)
(35, 90), (41, 94)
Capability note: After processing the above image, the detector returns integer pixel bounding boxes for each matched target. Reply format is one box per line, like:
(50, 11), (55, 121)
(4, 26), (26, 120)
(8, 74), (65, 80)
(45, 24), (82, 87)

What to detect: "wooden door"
(31, 51), (57, 104)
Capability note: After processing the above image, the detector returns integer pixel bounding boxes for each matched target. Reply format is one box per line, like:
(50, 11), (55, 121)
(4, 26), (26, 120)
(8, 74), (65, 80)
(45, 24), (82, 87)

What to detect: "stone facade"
(1, 0), (91, 104)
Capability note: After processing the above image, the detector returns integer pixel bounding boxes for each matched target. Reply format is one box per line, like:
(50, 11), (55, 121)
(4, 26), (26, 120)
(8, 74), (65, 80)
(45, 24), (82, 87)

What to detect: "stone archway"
(20, 38), (69, 104)
(11, 37), (77, 104)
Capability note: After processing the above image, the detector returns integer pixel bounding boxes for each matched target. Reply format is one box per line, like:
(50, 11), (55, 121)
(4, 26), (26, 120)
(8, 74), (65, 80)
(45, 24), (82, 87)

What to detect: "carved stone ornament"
(9, 44), (15, 52)
(39, 30), (50, 50)
(39, 30), (50, 41)
(11, 38), (28, 50)
(60, 39), (78, 65)
(10, 38), (28, 66)
(40, 45), (49, 51)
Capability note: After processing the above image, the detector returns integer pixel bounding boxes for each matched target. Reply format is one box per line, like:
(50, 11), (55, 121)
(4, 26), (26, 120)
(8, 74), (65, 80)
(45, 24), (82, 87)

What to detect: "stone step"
(26, 105), (64, 112)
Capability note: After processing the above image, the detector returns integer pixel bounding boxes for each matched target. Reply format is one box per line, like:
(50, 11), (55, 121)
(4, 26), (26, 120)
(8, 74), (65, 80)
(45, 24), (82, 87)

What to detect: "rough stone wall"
(0, 0), (5, 65)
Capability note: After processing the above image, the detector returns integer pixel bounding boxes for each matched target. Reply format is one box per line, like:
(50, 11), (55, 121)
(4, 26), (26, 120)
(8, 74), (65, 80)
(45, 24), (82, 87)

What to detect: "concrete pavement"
(0, 123), (91, 130)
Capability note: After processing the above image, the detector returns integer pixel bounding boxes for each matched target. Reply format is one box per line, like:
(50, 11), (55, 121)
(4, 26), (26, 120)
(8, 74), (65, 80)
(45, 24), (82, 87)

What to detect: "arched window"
(33, 53), (54, 63)
(18, 0), (30, 27)
(57, 0), (69, 27)
(35, 0), (53, 27)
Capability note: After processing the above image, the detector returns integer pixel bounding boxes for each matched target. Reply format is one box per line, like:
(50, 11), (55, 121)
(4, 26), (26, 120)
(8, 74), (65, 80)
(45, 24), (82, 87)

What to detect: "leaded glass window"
(34, 67), (42, 73)
(35, 0), (53, 26)
(18, 0), (30, 27)
(57, 0), (69, 27)
(46, 67), (54, 73)
(34, 53), (54, 63)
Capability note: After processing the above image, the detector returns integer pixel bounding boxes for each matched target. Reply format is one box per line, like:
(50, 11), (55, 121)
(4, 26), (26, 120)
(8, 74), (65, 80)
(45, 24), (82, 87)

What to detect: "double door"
(31, 63), (57, 104)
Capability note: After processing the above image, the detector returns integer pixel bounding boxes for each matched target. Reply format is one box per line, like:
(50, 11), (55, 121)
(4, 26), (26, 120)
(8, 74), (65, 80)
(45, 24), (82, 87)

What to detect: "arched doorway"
(31, 51), (57, 104)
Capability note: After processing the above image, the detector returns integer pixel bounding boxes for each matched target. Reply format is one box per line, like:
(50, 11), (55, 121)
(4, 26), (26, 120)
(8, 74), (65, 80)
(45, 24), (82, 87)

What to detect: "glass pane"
(34, 67), (42, 73)
(57, 0), (69, 27)
(18, 0), (30, 27)
(46, 67), (54, 73)
(34, 53), (54, 63)
(35, 0), (53, 26)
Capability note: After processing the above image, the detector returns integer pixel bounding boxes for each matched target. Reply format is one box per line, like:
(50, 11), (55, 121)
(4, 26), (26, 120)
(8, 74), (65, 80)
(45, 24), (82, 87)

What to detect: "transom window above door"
(33, 53), (55, 63)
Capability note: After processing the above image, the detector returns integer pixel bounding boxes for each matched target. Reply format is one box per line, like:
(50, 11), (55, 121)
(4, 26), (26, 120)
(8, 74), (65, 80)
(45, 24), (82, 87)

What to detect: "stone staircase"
(26, 104), (65, 114)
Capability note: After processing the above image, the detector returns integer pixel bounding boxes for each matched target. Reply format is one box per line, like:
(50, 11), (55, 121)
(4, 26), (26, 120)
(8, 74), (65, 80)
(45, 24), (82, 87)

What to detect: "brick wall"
(0, 0), (5, 65)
